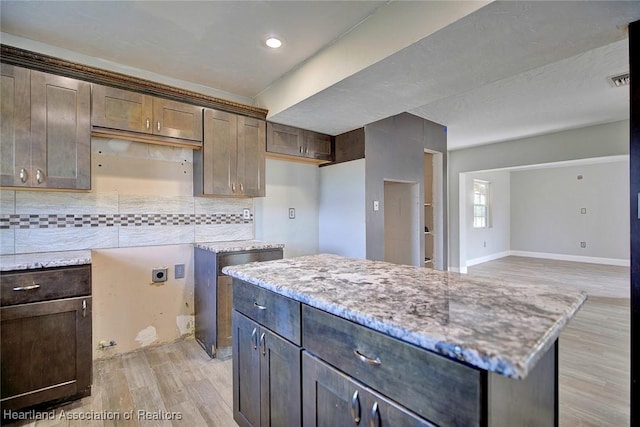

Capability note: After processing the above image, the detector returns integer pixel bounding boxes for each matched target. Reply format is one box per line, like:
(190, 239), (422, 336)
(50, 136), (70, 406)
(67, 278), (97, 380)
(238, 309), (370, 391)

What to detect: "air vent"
(608, 73), (630, 87)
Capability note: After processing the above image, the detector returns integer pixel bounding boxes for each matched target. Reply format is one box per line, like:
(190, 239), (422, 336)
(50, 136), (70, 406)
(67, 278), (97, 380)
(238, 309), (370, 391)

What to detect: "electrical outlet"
(580, 208), (587, 214)
(152, 268), (168, 283)
(175, 264), (185, 279)
(289, 208), (296, 219)
(373, 200), (379, 211)
(580, 242), (587, 248)
(243, 208), (251, 220)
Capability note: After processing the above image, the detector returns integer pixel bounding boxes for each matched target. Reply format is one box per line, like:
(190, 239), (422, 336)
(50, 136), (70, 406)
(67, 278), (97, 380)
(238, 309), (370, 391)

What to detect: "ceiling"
(2, 1), (639, 150)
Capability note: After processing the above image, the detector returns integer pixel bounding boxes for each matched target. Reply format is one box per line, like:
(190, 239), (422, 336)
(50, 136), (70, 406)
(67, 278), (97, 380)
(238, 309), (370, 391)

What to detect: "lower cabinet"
(303, 352), (434, 427)
(232, 310), (301, 427)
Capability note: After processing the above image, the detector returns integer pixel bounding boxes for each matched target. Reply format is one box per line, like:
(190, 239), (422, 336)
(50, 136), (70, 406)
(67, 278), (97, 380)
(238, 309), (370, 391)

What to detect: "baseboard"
(448, 266), (467, 274)
(509, 250), (630, 267)
(466, 251), (511, 267)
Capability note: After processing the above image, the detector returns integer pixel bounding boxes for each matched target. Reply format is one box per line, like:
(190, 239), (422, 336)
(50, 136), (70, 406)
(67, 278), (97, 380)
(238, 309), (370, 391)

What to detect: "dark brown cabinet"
(91, 84), (203, 147)
(303, 352), (435, 427)
(0, 265), (92, 415)
(194, 248), (282, 358)
(194, 109), (266, 197)
(232, 311), (301, 427)
(1, 64), (91, 190)
(266, 122), (332, 163)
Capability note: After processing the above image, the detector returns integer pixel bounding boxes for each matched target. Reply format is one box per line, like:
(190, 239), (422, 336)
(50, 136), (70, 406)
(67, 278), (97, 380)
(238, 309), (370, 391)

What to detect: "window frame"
(473, 179), (490, 229)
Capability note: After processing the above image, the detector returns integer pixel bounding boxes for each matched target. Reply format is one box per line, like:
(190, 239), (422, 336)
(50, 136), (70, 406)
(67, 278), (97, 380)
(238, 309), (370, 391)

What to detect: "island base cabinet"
(232, 310), (301, 427)
(303, 352), (435, 427)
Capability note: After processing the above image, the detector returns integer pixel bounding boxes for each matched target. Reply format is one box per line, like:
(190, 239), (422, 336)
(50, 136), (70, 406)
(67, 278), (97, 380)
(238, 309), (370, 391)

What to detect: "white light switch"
(373, 200), (379, 211)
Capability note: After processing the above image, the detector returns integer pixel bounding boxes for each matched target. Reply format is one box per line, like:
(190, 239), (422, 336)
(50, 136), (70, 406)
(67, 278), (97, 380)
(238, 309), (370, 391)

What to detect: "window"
(473, 180), (490, 228)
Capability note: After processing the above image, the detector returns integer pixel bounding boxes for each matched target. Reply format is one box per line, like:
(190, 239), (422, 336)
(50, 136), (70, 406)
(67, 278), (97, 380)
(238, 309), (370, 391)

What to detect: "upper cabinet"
(91, 84), (203, 148)
(1, 64), (91, 190)
(194, 109), (266, 197)
(266, 122), (333, 163)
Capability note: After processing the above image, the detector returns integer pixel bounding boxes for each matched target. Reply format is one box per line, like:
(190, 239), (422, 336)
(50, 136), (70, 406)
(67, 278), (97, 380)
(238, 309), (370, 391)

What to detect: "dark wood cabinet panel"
(195, 109), (265, 197)
(1, 265), (91, 306)
(233, 310), (262, 427)
(266, 122), (333, 163)
(303, 130), (332, 162)
(91, 84), (153, 133)
(153, 97), (203, 141)
(333, 127), (365, 164)
(1, 65), (90, 190)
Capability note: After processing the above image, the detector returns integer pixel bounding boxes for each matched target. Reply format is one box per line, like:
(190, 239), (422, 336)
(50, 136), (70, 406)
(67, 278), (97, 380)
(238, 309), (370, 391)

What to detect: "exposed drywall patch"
(135, 326), (158, 347)
(176, 315), (195, 337)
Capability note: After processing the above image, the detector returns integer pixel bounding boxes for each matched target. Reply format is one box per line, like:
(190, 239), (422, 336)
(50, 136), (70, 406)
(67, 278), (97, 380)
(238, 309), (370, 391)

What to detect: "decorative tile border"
(0, 213), (253, 230)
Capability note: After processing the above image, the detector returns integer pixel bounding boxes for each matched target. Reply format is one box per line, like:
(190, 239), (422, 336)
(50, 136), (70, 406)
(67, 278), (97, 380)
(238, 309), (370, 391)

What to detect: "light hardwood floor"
(6, 256), (630, 426)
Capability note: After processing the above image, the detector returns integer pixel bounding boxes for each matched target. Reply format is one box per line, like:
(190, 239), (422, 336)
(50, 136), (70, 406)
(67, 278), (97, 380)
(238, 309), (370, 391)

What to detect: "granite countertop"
(0, 250), (92, 272)
(195, 240), (284, 253)
(222, 253), (587, 379)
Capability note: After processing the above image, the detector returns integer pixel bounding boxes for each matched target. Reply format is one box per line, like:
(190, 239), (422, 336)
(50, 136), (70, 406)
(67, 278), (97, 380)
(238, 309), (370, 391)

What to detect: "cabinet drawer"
(233, 279), (300, 345)
(1, 265), (91, 306)
(302, 305), (483, 427)
(217, 249), (283, 275)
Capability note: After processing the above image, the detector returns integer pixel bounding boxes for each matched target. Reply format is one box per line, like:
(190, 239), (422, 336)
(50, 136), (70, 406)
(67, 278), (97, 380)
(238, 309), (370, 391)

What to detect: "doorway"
(384, 180), (420, 266)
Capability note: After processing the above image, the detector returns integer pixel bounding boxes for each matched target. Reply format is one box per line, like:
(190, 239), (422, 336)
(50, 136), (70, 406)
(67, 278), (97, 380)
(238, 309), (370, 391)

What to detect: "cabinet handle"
(370, 402), (380, 427)
(146, 118), (150, 130)
(36, 169), (44, 184)
(156, 121), (161, 131)
(232, 183), (236, 193)
(254, 302), (267, 310)
(350, 390), (361, 424)
(82, 300), (87, 318)
(19, 168), (28, 183)
(240, 183), (244, 193)
(353, 349), (381, 366)
(299, 146), (303, 154)
(251, 328), (258, 350)
(259, 332), (266, 356)
(305, 147), (309, 154)
(12, 284), (40, 291)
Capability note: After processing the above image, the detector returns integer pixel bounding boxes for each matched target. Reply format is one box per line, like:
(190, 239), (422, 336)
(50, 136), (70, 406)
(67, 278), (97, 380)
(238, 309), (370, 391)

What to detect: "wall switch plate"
(580, 242), (587, 248)
(373, 200), (379, 211)
(289, 208), (296, 219)
(580, 208), (587, 214)
(174, 264), (185, 279)
(152, 268), (168, 283)
(243, 208), (250, 220)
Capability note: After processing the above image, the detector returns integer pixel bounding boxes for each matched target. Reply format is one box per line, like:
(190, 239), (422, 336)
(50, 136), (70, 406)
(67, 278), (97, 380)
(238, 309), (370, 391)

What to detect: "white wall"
(318, 159), (366, 259)
(255, 158), (320, 258)
(465, 170), (510, 265)
(510, 159), (630, 263)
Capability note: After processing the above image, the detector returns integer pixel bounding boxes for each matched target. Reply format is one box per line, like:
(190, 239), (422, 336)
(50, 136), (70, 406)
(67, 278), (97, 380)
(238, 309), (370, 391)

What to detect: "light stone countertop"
(0, 250), (92, 272)
(222, 253), (587, 379)
(195, 240), (284, 253)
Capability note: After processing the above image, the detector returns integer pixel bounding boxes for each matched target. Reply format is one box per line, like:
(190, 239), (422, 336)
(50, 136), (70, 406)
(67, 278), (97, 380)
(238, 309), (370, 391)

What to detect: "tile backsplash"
(0, 138), (254, 254)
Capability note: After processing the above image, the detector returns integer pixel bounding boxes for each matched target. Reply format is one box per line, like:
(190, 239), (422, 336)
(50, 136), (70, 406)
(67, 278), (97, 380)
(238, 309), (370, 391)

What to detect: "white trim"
(466, 251), (511, 267)
(509, 250), (630, 267)
(448, 266), (468, 274)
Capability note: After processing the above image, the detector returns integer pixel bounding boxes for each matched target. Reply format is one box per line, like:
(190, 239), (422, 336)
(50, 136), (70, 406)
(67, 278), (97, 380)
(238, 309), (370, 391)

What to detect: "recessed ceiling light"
(265, 37), (282, 49)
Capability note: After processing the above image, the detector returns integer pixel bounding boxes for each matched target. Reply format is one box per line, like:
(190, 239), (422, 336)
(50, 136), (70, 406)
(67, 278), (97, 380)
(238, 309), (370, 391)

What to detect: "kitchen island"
(223, 254), (587, 427)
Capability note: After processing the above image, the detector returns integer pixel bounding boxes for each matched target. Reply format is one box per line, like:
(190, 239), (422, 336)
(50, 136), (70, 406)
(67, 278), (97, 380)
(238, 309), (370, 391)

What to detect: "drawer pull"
(254, 302), (267, 310)
(12, 284), (40, 291)
(350, 390), (361, 424)
(251, 328), (258, 350)
(259, 332), (266, 356)
(370, 402), (380, 427)
(353, 349), (381, 366)
(82, 300), (87, 318)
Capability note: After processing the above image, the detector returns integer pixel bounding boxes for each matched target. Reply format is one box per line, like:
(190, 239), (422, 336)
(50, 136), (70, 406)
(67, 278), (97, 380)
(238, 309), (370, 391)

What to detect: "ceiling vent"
(608, 73), (630, 87)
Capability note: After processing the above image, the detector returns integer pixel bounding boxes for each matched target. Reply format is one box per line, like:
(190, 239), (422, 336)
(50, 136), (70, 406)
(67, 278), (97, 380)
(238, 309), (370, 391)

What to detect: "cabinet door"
(303, 352), (434, 427)
(303, 130), (332, 161)
(233, 311), (261, 427)
(1, 296), (92, 411)
(0, 64), (31, 187)
(30, 71), (91, 190)
(194, 248), (217, 357)
(260, 327), (301, 427)
(91, 84), (153, 134)
(266, 122), (302, 156)
(203, 109), (237, 195)
(237, 116), (265, 197)
(153, 98), (203, 142)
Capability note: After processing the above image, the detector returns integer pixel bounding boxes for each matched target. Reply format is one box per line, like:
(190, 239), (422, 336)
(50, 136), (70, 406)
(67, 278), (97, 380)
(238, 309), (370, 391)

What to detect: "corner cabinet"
(91, 84), (203, 148)
(0, 265), (92, 415)
(1, 64), (91, 190)
(232, 280), (301, 427)
(266, 122), (332, 163)
(194, 109), (266, 197)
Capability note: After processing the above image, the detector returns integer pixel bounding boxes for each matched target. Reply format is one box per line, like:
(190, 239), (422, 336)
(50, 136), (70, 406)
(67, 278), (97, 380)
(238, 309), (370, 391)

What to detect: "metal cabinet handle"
(146, 118), (150, 129)
(240, 183), (244, 193)
(156, 121), (161, 131)
(254, 302), (267, 310)
(353, 349), (381, 366)
(12, 284), (40, 291)
(259, 332), (266, 356)
(350, 390), (361, 424)
(36, 169), (44, 184)
(251, 327), (258, 350)
(370, 402), (380, 427)
(19, 168), (28, 183)
(82, 300), (87, 318)
(299, 146), (303, 154)
(232, 183), (236, 193)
